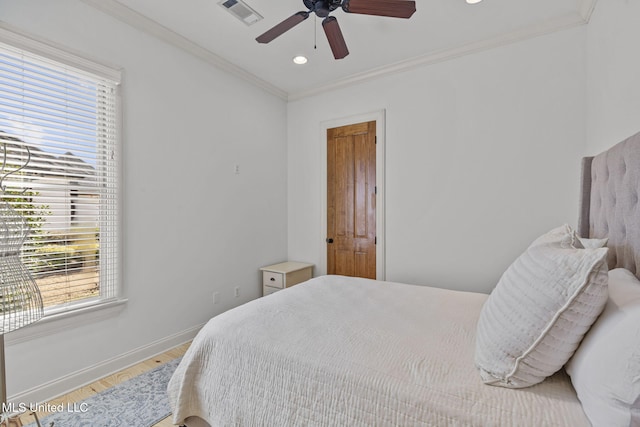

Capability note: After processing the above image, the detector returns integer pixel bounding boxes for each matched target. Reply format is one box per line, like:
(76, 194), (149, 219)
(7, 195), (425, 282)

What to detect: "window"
(0, 30), (120, 316)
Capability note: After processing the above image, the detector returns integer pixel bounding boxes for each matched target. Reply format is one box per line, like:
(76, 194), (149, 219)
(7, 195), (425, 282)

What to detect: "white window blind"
(0, 37), (120, 315)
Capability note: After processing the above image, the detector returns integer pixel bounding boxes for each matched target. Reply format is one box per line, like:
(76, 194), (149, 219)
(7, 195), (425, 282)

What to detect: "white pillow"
(578, 237), (609, 249)
(530, 224), (584, 248)
(475, 225), (609, 388)
(565, 268), (640, 427)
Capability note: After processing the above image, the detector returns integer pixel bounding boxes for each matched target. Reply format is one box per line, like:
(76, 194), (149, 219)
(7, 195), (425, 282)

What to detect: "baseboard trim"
(8, 324), (203, 406)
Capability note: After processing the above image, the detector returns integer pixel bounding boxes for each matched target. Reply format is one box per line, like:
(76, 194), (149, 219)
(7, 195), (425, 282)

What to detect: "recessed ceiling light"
(466, 0), (483, 3)
(293, 56), (308, 65)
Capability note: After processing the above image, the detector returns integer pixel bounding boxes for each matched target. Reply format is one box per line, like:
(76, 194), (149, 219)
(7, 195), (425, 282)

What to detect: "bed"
(168, 131), (640, 427)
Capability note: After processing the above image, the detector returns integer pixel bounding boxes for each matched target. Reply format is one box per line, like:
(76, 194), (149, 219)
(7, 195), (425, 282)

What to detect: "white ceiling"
(82, 0), (596, 100)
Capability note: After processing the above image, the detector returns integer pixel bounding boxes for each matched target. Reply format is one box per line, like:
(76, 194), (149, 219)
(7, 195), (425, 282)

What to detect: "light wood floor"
(7, 342), (191, 427)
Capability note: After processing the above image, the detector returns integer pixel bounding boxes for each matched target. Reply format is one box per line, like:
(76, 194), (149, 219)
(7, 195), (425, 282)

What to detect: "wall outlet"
(213, 292), (220, 304)
(234, 286), (240, 298)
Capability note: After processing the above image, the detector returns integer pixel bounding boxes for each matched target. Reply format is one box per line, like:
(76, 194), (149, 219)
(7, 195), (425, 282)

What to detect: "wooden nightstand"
(260, 261), (314, 296)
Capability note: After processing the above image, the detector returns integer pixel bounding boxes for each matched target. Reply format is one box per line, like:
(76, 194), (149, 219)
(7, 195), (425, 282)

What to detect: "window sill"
(4, 298), (128, 346)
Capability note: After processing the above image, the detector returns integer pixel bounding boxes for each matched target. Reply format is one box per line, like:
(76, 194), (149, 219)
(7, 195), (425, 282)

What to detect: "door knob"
(326, 238), (334, 244)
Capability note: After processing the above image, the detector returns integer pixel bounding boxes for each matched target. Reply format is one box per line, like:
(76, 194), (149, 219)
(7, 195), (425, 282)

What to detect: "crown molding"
(288, 12), (589, 101)
(79, 0), (594, 103)
(78, 0), (288, 101)
(579, 0), (599, 22)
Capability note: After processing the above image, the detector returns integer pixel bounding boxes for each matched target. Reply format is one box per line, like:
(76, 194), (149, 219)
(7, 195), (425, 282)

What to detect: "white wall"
(1, 0), (287, 400)
(288, 27), (587, 293)
(586, 0), (640, 155)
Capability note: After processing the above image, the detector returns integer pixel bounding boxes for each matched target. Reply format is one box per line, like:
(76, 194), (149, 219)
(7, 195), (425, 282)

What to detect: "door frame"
(319, 109), (386, 280)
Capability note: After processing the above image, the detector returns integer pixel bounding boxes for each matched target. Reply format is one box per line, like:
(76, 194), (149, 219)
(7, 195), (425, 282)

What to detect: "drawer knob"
(270, 277), (275, 281)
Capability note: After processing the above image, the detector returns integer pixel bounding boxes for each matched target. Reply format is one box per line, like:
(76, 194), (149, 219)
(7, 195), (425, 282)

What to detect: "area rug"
(24, 357), (182, 427)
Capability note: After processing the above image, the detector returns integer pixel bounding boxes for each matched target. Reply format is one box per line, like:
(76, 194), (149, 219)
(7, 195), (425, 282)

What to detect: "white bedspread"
(168, 275), (589, 426)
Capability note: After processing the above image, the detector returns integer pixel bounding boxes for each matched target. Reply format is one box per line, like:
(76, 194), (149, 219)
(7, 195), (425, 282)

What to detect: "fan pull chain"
(314, 15), (317, 49)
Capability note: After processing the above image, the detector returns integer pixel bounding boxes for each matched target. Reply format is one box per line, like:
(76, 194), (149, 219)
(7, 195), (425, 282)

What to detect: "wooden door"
(327, 121), (376, 279)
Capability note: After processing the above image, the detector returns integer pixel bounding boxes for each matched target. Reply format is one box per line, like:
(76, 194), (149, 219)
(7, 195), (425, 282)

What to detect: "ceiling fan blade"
(342, 0), (416, 18)
(322, 16), (349, 60)
(256, 11), (310, 44)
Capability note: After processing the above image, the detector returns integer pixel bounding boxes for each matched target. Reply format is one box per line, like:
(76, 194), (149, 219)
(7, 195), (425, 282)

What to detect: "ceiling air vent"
(219, 0), (263, 26)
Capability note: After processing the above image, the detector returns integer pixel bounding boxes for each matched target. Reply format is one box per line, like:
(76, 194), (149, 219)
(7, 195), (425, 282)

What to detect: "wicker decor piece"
(0, 144), (44, 416)
(0, 200), (43, 334)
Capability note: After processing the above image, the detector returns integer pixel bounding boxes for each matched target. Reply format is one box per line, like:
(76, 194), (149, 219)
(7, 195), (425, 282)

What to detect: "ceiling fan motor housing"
(303, 0), (343, 17)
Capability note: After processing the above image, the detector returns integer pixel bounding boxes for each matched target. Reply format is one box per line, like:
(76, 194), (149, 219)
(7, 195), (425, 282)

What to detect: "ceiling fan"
(255, 0), (417, 60)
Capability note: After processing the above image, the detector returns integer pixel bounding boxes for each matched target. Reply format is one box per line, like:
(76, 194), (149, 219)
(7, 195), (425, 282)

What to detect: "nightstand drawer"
(263, 285), (280, 296)
(262, 271), (284, 288)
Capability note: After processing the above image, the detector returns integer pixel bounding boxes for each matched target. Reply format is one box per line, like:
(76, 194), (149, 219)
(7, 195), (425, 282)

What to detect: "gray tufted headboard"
(578, 131), (640, 278)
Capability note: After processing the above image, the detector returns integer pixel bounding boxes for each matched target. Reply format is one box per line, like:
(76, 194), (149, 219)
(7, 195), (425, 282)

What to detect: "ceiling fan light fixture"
(466, 0), (483, 4)
(293, 55), (308, 65)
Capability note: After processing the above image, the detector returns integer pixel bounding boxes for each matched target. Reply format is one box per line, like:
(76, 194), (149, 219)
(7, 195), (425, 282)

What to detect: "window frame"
(0, 23), (125, 338)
